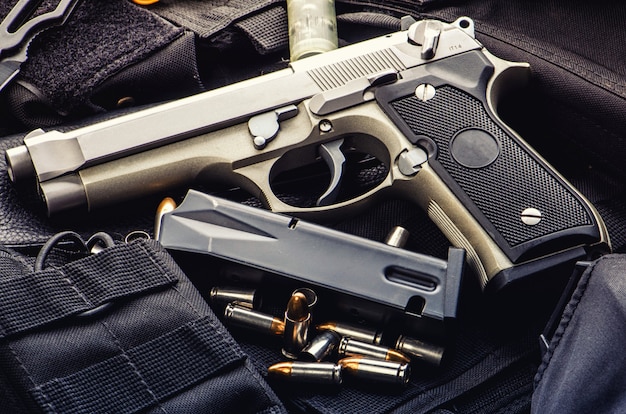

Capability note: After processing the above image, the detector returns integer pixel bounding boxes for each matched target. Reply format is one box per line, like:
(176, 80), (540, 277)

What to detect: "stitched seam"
(167, 282), (247, 359)
(138, 242), (209, 320)
(136, 242), (178, 284)
(242, 357), (286, 412)
(7, 341), (57, 413)
(534, 256), (605, 384)
(8, 244), (176, 413)
(139, 242), (247, 363)
(56, 267), (92, 308)
(168, 284), (203, 318)
(539, 95), (626, 168)
(567, 108), (625, 143)
(165, 9), (208, 30)
(157, 1), (281, 37)
(0, 248), (33, 271)
(100, 320), (168, 414)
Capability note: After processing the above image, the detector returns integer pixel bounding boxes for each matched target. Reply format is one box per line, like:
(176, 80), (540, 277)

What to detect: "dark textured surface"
(532, 255), (626, 413)
(0, 0), (199, 131)
(151, 0), (283, 39)
(7, 1), (182, 113)
(0, 240), (287, 413)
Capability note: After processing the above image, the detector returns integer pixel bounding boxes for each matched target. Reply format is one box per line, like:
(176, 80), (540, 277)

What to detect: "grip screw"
(415, 84), (436, 101)
(521, 208), (542, 225)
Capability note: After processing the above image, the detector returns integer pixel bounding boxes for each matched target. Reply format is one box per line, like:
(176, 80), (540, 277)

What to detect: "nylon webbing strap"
(235, 6), (288, 54)
(0, 241), (177, 339)
(32, 316), (246, 414)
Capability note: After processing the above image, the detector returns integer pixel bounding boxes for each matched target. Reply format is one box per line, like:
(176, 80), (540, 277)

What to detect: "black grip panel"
(383, 84), (597, 263)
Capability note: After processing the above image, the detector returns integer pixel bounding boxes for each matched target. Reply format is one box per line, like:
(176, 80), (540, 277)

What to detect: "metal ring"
(125, 230), (151, 244)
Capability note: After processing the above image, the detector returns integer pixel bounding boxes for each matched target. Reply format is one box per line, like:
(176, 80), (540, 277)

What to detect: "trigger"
(316, 139), (345, 206)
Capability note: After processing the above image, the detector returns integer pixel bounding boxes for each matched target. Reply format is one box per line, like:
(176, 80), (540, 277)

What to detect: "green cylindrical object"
(287, 0), (338, 61)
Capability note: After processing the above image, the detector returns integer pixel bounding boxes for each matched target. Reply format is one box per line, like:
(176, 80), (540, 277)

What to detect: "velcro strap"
(32, 316), (246, 414)
(0, 241), (177, 339)
(6, 2), (183, 116)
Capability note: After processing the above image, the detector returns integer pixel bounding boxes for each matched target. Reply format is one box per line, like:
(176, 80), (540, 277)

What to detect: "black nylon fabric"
(531, 255), (626, 413)
(234, 6), (289, 55)
(32, 317), (245, 413)
(90, 31), (205, 112)
(0, 239), (287, 414)
(0, 241), (177, 338)
(431, 360), (536, 414)
(151, 0), (284, 39)
(0, 0), (203, 131)
(421, 1), (626, 180)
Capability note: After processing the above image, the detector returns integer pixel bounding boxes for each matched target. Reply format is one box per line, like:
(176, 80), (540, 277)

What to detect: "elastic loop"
(35, 231), (89, 272)
(36, 231), (117, 319)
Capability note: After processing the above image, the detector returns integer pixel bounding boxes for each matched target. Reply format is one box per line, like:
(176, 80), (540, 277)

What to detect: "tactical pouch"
(0, 236), (285, 414)
(0, 1), (203, 132)
(532, 255), (626, 413)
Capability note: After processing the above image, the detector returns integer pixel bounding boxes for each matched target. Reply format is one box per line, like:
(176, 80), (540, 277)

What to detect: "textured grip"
(389, 85), (593, 260)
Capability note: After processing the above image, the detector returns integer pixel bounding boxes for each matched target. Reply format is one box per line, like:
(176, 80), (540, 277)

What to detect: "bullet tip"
(268, 362), (293, 377)
(286, 292), (309, 321)
(154, 197), (177, 239)
(387, 349), (412, 364)
(315, 322), (337, 331)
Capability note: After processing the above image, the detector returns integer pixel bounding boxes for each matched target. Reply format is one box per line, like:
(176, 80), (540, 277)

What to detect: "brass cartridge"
(395, 335), (445, 367)
(300, 329), (341, 362)
(315, 321), (384, 345)
(209, 286), (261, 310)
(338, 356), (411, 386)
(282, 292), (312, 359)
(268, 361), (342, 385)
(338, 337), (411, 364)
(223, 303), (284, 336)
